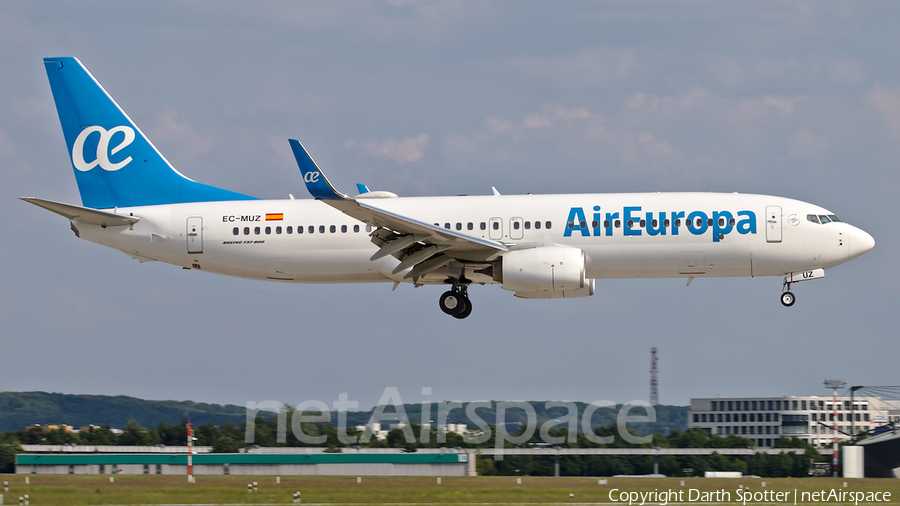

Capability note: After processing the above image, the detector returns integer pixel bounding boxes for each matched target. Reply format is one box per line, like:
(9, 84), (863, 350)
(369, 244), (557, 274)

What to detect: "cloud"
(443, 104), (680, 167)
(789, 128), (827, 159)
(149, 111), (219, 161)
(504, 48), (635, 90)
(763, 96), (801, 117)
(522, 106), (593, 129)
(355, 134), (430, 163)
(829, 56), (865, 85)
(867, 85), (900, 140)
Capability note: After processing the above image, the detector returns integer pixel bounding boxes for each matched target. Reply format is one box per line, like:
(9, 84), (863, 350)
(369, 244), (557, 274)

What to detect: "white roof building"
(688, 395), (894, 448)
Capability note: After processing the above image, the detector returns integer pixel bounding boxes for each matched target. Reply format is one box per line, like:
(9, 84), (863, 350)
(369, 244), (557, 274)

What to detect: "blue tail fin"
(43, 57), (256, 209)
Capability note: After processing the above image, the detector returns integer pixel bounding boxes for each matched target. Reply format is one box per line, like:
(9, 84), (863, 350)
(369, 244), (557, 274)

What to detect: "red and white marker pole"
(832, 390), (838, 477)
(187, 423), (194, 483)
(824, 379), (845, 478)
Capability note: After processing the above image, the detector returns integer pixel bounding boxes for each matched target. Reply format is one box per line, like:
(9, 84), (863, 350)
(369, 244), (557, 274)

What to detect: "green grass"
(0, 475), (898, 504)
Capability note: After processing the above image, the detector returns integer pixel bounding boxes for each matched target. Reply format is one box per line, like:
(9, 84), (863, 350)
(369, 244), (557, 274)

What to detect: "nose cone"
(847, 226), (875, 260)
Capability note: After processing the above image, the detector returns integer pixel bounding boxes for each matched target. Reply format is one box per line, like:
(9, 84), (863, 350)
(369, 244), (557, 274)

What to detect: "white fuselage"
(74, 192), (873, 287)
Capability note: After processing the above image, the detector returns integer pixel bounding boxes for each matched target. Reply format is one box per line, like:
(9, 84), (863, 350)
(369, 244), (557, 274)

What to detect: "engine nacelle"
(497, 245), (586, 292)
(514, 279), (595, 299)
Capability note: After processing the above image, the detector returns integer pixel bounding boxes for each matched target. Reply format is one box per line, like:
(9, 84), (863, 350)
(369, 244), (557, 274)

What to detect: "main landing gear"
(439, 283), (472, 319)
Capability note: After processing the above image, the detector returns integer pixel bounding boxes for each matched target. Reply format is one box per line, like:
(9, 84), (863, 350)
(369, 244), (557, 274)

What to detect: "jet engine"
(494, 245), (587, 292)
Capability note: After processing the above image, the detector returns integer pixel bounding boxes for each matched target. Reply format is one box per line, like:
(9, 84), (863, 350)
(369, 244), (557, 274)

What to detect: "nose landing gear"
(439, 283), (472, 319)
(780, 289), (796, 307)
(779, 268), (826, 307)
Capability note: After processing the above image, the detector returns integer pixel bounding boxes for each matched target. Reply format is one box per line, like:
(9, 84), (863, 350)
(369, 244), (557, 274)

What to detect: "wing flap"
(21, 197), (139, 226)
(289, 139), (507, 254)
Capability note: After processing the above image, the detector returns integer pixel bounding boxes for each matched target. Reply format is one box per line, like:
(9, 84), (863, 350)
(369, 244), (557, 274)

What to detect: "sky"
(1, 1), (898, 412)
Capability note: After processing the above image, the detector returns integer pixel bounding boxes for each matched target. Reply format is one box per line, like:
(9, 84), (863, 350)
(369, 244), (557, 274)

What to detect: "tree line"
(0, 411), (826, 477)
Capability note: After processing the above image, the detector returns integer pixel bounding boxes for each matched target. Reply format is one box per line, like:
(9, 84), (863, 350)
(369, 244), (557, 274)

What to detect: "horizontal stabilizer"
(21, 197), (139, 226)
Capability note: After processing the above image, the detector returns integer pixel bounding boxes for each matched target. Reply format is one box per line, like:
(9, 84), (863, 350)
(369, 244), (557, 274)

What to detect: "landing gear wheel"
(781, 291), (795, 307)
(453, 296), (472, 319)
(439, 290), (473, 319)
(439, 291), (463, 316)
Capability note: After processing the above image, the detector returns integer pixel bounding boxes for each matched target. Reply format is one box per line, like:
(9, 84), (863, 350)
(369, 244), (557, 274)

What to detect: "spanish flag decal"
(265, 213), (284, 221)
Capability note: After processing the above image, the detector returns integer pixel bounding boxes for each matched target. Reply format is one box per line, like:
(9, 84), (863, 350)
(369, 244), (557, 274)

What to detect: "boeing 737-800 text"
(24, 57), (875, 319)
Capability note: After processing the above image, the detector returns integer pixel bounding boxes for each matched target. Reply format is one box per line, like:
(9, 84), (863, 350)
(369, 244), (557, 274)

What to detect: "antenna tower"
(650, 347), (659, 406)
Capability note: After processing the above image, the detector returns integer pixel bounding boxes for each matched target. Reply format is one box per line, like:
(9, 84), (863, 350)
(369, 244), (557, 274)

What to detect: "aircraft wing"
(21, 197), (140, 226)
(289, 139), (507, 278)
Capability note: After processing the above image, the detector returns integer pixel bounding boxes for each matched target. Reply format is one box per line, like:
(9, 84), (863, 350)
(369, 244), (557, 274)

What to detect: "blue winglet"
(356, 183), (370, 194)
(289, 139), (347, 201)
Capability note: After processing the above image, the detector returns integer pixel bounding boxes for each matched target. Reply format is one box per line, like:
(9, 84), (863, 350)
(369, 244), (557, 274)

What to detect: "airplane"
(24, 57), (875, 319)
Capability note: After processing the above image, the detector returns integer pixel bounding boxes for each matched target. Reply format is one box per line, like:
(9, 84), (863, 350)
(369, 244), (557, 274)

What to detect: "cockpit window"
(828, 215), (842, 223)
(818, 215), (831, 224)
(807, 214), (820, 224)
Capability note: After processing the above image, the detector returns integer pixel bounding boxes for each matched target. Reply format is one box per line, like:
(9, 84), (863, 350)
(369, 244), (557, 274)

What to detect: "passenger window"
(545, 221), (551, 229)
(318, 225), (325, 233)
(603, 220), (610, 228)
(513, 221), (520, 230)
(579, 220), (587, 229)
(276, 226), (282, 234)
(265, 226), (271, 234)
(480, 222), (487, 230)
(615, 220), (621, 228)
(674, 219), (681, 227)
(445, 223), (451, 229)
(298, 226), (304, 234)
(467, 223), (474, 230)
(366, 225), (372, 232)
(707, 218), (713, 226)
(287, 226), (293, 234)
(330, 225), (336, 233)
(534, 221), (541, 229)
(819, 215), (831, 224)
(591, 220), (598, 229)
(254, 227), (261, 235)
(341, 225), (347, 233)
(651, 219), (657, 227)
(493, 222), (499, 230)
(232, 227), (239, 235)
(696, 218), (703, 227)
(807, 214), (819, 224)
(243, 227), (250, 235)
(663, 219), (669, 227)
(627, 220), (634, 228)
(718, 218), (725, 226)
(456, 223), (462, 230)
(567, 221), (575, 229)
(354, 225), (360, 233)
(524, 221), (531, 230)
(729, 218), (735, 226)
(639, 219), (645, 228)
(309, 226), (315, 234)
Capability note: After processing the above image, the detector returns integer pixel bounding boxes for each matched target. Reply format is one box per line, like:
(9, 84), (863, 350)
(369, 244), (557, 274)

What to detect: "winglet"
(356, 183), (370, 194)
(289, 139), (348, 201)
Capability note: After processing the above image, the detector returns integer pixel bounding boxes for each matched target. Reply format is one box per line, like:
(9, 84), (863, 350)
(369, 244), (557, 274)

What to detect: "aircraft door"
(489, 217), (503, 240)
(766, 206), (782, 243)
(186, 217), (203, 254)
(509, 217), (524, 240)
